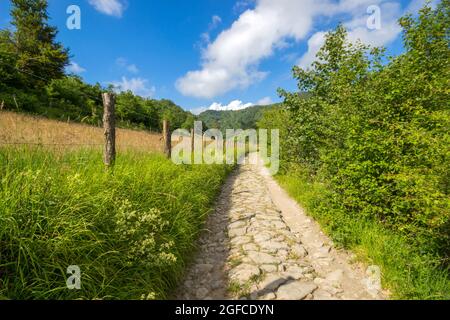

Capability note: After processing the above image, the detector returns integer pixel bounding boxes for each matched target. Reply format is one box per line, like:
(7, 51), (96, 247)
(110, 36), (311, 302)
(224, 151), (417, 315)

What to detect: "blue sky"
(0, 0), (433, 113)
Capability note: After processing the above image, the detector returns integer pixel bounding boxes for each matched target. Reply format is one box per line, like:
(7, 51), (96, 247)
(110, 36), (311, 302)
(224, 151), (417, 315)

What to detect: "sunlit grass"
(0, 146), (232, 299)
(0, 111), (163, 152)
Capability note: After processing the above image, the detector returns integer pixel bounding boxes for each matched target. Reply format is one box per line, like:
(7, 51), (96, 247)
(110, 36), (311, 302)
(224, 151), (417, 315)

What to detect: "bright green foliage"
(256, 105), (290, 157)
(0, 0), (69, 113)
(277, 174), (450, 300)
(0, 147), (232, 299)
(158, 99), (196, 130)
(115, 96), (195, 132)
(279, 2), (449, 257)
(7, 0), (69, 88)
(45, 76), (103, 124)
(0, 0), (194, 132)
(115, 92), (158, 130)
(258, 2), (450, 298)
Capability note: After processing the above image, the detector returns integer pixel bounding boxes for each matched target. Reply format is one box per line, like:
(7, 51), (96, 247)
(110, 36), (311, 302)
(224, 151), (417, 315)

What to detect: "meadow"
(0, 111), (163, 152)
(0, 112), (233, 299)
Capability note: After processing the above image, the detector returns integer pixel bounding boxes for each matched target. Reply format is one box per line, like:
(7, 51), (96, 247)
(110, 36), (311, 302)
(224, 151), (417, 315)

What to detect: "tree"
(8, 0), (69, 89)
(45, 76), (103, 123)
(279, 2), (449, 258)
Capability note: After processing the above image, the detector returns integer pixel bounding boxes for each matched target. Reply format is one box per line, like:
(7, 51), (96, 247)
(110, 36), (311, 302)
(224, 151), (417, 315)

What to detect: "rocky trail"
(176, 155), (386, 300)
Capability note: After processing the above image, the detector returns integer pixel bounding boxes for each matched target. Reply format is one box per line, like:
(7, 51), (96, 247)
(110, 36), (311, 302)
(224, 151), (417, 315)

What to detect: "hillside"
(198, 104), (280, 132)
(0, 75), (195, 133)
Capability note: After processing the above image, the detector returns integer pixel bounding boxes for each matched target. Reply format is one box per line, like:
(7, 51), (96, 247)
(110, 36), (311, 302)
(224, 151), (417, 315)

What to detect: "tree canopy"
(0, 0), (194, 132)
(260, 1), (449, 261)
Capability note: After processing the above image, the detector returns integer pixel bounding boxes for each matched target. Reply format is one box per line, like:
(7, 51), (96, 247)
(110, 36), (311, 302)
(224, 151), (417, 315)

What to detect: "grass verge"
(0, 146), (233, 299)
(276, 172), (450, 300)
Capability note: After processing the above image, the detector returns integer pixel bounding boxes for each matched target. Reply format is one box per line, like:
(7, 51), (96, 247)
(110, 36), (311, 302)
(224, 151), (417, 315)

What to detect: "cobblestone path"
(176, 156), (386, 300)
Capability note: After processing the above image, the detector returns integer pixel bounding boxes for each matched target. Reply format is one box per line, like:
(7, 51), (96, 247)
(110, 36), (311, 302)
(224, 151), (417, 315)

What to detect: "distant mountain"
(198, 104), (280, 131)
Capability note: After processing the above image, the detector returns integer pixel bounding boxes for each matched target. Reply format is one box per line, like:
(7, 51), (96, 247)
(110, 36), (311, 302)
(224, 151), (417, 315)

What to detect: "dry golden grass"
(0, 111), (163, 153)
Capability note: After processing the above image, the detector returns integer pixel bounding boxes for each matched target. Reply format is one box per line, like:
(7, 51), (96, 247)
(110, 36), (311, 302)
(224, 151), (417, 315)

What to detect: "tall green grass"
(277, 172), (450, 300)
(0, 146), (232, 299)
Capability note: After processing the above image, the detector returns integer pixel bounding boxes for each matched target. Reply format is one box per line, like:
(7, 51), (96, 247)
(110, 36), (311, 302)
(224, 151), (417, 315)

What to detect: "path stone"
(292, 244), (308, 258)
(230, 264), (261, 284)
(229, 227), (247, 238)
(248, 251), (281, 265)
(276, 282), (318, 300)
(175, 154), (386, 300)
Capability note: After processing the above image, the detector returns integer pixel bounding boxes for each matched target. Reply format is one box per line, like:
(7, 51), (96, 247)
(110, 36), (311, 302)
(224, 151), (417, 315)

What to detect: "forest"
(198, 104), (279, 133)
(0, 0), (194, 132)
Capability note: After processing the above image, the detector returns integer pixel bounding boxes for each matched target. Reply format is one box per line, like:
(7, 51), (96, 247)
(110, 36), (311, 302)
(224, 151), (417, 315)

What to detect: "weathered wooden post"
(163, 119), (171, 159)
(191, 128), (195, 153)
(102, 92), (116, 167)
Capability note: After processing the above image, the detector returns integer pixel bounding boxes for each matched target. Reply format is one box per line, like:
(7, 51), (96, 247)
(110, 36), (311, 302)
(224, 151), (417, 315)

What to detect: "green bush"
(277, 172), (450, 299)
(276, 2), (449, 258)
(258, 1), (450, 299)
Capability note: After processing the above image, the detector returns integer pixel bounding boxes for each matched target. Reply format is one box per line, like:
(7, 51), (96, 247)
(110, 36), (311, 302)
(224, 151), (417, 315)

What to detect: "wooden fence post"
(102, 92), (116, 167)
(163, 119), (171, 159)
(191, 128), (195, 153)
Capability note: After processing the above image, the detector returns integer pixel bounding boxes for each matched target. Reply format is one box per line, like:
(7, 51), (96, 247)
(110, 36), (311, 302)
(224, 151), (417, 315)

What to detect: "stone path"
(176, 155), (386, 300)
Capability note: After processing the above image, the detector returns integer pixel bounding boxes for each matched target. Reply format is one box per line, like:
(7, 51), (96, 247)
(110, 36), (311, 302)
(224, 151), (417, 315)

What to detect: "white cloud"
(116, 57), (139, 74)
(209, 100), (254, 111)
(211, 15), (222, 29)
(256, 96), (273, 105)
(297, 1), (408, 69)
(199, 15), (223, 46)
(193, 97), (272, 114)
(178, 0), (422, 98)
(297, 31), (326, 69)
(88, 0), (126, 17)
(345, 2), (402, 47)
(66, 62), (86, 74)
(126, 64), (139, 74)
(111, 77), (155, 98)
(177, 0), (323, 99)
(233, 0), (256, 14)
(191, 107), (208, 115)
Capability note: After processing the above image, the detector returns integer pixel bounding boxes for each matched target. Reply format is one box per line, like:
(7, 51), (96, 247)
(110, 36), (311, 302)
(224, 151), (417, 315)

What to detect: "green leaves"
(7, 0), (69, 89)
(278, 1), (449, 261)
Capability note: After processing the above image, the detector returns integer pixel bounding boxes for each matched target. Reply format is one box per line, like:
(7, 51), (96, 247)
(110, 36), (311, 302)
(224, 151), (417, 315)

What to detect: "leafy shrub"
(277, 2), (449, 259)
(257, 2), (450, 298)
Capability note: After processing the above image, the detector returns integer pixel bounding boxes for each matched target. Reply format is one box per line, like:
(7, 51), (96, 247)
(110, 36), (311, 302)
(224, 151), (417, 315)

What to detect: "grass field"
(276, 173), (450, 300)
(0, 111), (233, 299)
(0, 111), (163, 152)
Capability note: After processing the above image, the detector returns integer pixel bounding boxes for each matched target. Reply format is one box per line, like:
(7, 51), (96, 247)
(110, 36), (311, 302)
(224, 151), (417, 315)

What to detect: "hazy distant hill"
(198, 104), (280, 131)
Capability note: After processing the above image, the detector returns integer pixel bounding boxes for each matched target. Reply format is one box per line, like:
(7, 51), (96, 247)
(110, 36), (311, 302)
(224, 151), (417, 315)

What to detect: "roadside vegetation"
(258, 2), (449, 299)
(0, 1), (238, 300)
(0, 146), (232, 299)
